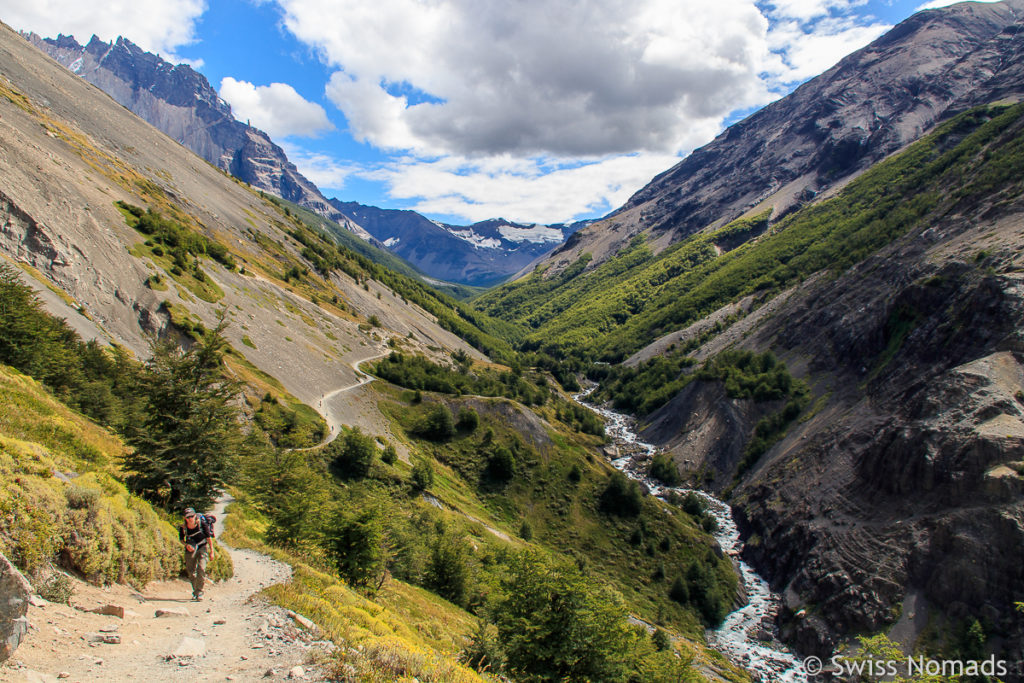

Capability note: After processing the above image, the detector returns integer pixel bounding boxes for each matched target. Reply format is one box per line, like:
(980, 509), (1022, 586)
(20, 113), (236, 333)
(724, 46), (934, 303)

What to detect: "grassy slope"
(220, 498), (487, 683)
(369, 381), (749, 682)
(0, 364), (232, 586)
(475, 103), (1024, 362)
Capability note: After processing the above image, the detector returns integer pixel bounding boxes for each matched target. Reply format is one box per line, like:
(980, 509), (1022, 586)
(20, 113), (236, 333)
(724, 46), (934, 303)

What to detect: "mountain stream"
(574, 387), (807, 682)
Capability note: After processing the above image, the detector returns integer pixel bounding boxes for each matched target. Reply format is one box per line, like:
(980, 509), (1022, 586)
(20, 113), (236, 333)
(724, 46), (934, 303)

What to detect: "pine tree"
(124, 321), (244, 510)
(242, 434), (327, 549)
(327, 504), (389, 589)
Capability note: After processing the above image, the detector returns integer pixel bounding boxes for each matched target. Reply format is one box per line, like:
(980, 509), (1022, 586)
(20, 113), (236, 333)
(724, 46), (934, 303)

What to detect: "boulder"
(0, 552), (32, 662)
(155, 607), (190, 618)
(89, 604), (125, 618)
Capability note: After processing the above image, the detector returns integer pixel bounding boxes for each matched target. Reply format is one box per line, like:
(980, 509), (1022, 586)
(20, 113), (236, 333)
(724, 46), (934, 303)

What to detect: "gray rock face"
(730, 208), (1024, 656)
(546, 0), (1024, 273)
(23, 33), (353, 229)
(0, 552), (32, 662)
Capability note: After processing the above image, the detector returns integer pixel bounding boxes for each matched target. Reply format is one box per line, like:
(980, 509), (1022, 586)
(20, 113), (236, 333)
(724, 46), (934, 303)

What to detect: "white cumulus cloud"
(767, 16), (890, 82)
(360, 153), (681, 224)
(219, 77), (334, 139)
(0, 0), (206, 57)
(915, 0), (1001, 9)
(278, 0), (777, 157)
(280, 143), (354, 192)
(270, 0), (902, 222)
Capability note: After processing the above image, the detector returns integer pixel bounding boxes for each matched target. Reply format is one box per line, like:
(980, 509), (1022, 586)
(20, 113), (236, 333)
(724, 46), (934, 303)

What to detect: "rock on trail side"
(0, 497), (331, 682)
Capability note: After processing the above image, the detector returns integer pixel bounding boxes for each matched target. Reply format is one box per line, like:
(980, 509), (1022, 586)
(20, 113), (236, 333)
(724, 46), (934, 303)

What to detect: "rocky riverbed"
(576, 387), (807, 682)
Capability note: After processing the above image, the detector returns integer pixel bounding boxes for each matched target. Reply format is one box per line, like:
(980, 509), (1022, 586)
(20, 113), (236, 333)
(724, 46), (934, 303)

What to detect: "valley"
(2, 1), (1024, 681)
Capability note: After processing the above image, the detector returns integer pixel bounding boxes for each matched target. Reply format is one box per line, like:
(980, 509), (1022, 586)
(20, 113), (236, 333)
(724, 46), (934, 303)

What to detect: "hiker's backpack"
(198, 514), (217, 538)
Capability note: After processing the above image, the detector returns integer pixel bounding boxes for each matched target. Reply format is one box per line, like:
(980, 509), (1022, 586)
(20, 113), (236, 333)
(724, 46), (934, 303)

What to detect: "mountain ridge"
(25, 33), (582, 287)
(22, 32), (371, 237)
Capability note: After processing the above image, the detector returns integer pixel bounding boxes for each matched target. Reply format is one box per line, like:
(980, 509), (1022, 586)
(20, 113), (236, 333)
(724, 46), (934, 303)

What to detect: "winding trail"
(2, 496), (329, 682)
(573, 387), (807, 682)
(293, 351), (388, 451)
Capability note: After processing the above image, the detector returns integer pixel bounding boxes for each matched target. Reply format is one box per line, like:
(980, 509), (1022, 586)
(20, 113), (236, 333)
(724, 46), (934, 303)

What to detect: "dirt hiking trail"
(1, 497), (331, 682)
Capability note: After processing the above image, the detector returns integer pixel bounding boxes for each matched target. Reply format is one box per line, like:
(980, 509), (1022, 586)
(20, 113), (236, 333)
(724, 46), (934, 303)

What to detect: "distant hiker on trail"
(180, 507), (215, 601)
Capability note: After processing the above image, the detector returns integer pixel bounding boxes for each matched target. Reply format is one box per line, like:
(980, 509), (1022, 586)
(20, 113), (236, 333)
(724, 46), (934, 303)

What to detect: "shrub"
(487, 447), (515, 482)
(381, 443), (398, 465)
(34, 571), (74, 604)
(649, 453), (680, 486)
(328, 428), (376, 479)
(411, 459), (435, 491)
(427, 532), (472, 607)
(65, 484), (100, 510)
(456, 407), (479, 432)
(492, 552), (637, 682)
(326, 504), (388, 589)
(415, 404), (456, 441)
(518, 520), (533, 541)
(461, 621), (506, 674)
(599, 472), (642, 517)
(669, 576), (689, 604)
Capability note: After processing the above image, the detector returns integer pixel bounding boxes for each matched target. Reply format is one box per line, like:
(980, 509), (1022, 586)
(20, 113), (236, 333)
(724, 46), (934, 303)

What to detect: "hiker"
(180, 507), (214, 601)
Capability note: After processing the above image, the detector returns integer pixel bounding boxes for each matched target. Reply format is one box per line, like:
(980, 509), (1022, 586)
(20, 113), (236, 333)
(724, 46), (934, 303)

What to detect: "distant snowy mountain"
(330, 201), (588, 286)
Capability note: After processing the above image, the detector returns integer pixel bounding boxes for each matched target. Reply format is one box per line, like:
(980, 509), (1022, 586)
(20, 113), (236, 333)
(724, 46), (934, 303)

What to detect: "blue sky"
(1, 0), (998, 225)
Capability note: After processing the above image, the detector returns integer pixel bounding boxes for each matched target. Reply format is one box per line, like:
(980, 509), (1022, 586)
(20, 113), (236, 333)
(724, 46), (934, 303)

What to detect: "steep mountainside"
(0, 20), (489, 412)
(24, 32), (368, 237)
(535, 0), (1024, 275)
(333, 200), (586, 286)
(474, 0), (1024, 664)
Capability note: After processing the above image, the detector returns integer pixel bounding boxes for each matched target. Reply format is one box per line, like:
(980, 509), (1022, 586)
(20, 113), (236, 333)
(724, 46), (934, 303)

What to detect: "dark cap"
(183, 507), (196, 517)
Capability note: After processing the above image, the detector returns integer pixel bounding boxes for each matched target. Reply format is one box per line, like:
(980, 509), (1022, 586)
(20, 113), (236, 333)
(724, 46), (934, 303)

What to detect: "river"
(574, 387), (807, 682)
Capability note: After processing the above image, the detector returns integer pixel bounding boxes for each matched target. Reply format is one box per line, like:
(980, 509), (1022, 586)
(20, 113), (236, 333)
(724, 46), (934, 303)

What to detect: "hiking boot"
(192, 593), (203, 602)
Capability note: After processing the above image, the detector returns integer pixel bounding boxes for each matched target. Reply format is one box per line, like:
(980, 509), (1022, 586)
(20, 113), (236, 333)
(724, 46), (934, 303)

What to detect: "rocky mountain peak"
(23, 31), (352, 230)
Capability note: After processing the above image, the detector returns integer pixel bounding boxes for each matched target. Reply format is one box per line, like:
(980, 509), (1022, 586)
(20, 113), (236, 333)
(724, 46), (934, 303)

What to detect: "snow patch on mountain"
(448, 228), (501, 249)
(497, 224), (565, 244)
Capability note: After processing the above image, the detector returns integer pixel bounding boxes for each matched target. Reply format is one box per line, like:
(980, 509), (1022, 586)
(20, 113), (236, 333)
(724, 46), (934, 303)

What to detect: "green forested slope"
(475, 103), (1024, 363)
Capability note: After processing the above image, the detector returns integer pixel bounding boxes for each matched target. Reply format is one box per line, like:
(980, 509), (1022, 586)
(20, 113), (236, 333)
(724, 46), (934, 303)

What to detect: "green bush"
(414, 404), (456, 441)
(492, 552), (638, 682)
(326, 504), (388, 589)
(328, 428), (376, 479)
(411, 459), (435, 491)
(456, 407), (479, 432)
(600, 472), (643, 517)
(487, 447), (516, 482)
(34, 571), (74, 604)
(427, 532), (472, 607)
(649, 453), (679, 486)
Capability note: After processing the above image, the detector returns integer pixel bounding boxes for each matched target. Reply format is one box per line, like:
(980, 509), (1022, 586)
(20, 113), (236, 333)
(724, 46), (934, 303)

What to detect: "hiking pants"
(184, 543), (210, 596)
